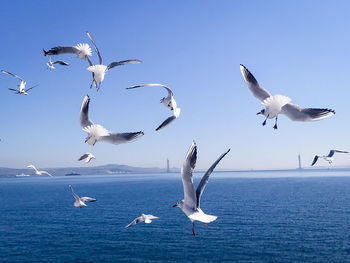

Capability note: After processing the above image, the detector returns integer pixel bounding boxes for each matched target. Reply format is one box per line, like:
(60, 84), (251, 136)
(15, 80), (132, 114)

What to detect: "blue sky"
(0, 0), (349, 170)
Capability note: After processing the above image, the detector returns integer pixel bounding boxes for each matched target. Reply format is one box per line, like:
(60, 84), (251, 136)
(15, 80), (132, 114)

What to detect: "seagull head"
(256, 109), (266, 116)
(172, 200), (184, 208)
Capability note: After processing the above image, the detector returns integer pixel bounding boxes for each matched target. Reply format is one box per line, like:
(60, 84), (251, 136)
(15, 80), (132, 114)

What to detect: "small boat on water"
(65, 172), (81, 176)
(15, 173), (30, 177)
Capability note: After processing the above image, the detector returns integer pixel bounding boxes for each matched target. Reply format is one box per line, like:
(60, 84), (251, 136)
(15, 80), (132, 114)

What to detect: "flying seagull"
(79, 95), (144, 146)
(2, 70), (37, 95)
(173, 142), (230, 236)
(43, 42), (95, 86)
(69, 185), (96, 207)
(127, 83), (181, 131)
(78, 152), (95, 163)
(240, 64), (335, 129)
(125, 214), (159, 228)
(86, 31), (142, 91)
(46, 56), (69, 69)
(27, 165), (53, 177)
(311, 150), (349, 166)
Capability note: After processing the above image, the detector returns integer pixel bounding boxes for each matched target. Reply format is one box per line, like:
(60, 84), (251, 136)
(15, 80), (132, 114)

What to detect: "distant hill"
(0, 164), (180, 177)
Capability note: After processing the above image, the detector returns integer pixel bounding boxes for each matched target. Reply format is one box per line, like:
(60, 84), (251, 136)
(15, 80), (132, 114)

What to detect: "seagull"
(78, 152), (95, 163)
(1, 70), (37, 95)
(173, 142), (230, 236)
(46, 55), (69, 69)
(27, 165), (53, 177)
(79, 95), (144, 146)
(69, 185), (96, 207)
(125, 214), (159, 228)
(311, 150), (349, 166)
(240, 64), (335, 129)
(44, 42), (96, 87)
(127, 83), (181, 131)
(86, 31), (142, 91)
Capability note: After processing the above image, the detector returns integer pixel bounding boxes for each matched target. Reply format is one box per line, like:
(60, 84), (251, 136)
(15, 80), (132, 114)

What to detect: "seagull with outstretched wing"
(173, 142), (230, 236)
(2, 70), (37, 95)
(69, 185), (96, 207)
(46, 56), (69, 69)
(79, 95), (144, 146)
(240, 64), (335, 129)
(311, 150), (348, 166)
(27, 165), (53, 177)
(78, 152), (95, 163)
(86, 31), (142, 91)
(127, 83), (181, 131)
(125, 214), (159, 228)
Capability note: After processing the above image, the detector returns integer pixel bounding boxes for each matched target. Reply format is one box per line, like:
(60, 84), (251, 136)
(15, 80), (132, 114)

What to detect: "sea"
(1, 170), (350, 262)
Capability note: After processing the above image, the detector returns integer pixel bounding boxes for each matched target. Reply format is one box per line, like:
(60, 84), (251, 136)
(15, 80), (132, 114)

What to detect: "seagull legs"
(262, 115), (269, 126)
(204, 223), (208, 228)
(192, 222), (196, 236)
(273, 116), (278, 130)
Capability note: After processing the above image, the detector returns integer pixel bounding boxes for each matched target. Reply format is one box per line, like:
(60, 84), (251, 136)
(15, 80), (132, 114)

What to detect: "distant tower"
(298, 153), (302, 169)
(167, 158), (170, 173)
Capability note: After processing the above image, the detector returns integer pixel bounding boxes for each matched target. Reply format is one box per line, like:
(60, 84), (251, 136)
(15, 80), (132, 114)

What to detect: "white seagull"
(27, 165), (53, 177)
(311, 150), (349, 166)
(78, 152), (95, 163)
(69, 185), (96, 207)
(173, 142), (230, 236)
(240, 64), (335, 129)
(127, 83), (181, 131)
(86, 31), (142, 91)
(125, 214), (159, 228)
(80, 95), (144, 146)
(46, 55), (69, 69)
(2, 70), (37, 95)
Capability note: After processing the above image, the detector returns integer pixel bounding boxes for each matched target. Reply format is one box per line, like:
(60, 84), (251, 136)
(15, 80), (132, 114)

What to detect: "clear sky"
(0, 0), (349, 170)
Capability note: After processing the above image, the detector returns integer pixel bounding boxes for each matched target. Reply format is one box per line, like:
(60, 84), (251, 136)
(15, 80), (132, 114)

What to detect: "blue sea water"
(1, 170), (350, 262)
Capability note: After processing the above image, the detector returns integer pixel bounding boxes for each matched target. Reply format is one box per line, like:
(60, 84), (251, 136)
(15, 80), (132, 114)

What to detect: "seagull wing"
(25, 85), (38, 92)
(8, 88), (19, 92)
(52, 60), (69, 66)
(196, 149), (230, 208)
(281, 103), (335, 122)
(80, 197), (96, 202)
(79, 95), (94, 128)
(328, 150), (349, 157)
(41, 171), (53, 177)
(126, 83), (173, 96)
(107, 59), (142, 70)
(78, 153), (89, 161)
(181, 141), (197, 209)
(27, 165), (39, 173)
(125, 216), (144, 228)
(145, 215), (159, 220)
(69, 186), (80, 201)
(43, 46), (79, 56)
(1, 70), (24, 82)
(240, 64), (271, 101)
(99, 131), (144, 145)
(86, 31), (102, 64)
(155, 116), (176, 131)
(311, 155), (319, 166)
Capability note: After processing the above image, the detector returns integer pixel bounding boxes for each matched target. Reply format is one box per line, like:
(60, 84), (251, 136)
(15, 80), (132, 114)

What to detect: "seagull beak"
(256, 111), (262, 115)
(172, 204), (178, 207)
